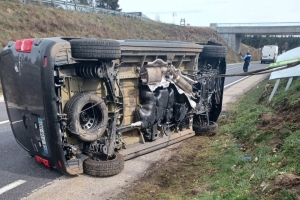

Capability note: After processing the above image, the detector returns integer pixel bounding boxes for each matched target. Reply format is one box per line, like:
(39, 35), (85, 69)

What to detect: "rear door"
(0, 48), (48, 156)
(263, 46), (275, 60)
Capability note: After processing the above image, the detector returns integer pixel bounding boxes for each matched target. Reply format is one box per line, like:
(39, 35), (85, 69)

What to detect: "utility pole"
(172, 12), (177, 24)
(180, 18), (185, 26)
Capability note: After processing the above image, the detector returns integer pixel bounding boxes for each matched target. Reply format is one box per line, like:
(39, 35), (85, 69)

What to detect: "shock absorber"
(75, 63), (105, 78)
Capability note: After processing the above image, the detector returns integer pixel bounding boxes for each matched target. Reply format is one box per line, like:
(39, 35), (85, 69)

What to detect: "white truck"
(261, 45), (278, 64)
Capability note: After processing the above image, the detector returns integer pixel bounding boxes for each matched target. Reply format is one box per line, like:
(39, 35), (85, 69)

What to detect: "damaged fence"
(268, 47), (300, 102)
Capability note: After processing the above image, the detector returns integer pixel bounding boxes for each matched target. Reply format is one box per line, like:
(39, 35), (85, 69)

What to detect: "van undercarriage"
(0, 38), (226, 176)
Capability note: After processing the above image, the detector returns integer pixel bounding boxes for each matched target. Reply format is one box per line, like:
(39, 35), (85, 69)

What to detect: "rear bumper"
(261, 59), (275, 63)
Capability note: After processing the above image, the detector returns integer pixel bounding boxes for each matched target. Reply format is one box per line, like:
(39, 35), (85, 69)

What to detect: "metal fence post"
(285, 77), (293, 91)
(268, 79), (280, 102)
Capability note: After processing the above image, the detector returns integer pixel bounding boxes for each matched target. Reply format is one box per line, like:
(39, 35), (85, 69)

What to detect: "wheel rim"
(79, 103), (101, 130)
(93, 154), (117, 161)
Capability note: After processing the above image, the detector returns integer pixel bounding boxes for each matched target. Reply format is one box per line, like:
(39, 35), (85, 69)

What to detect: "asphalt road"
(0, 61), (267, 200)
(224, 61), (267, 88)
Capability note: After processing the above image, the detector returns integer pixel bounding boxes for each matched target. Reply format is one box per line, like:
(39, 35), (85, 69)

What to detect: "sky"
(118, 0), (300, 26)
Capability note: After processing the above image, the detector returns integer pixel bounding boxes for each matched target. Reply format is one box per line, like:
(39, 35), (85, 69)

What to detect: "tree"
(242, 35), (300, 54)
(95, 0), (121, 11)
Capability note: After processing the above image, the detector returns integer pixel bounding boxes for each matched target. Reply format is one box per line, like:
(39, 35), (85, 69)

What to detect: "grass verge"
(125, 78), (300, 200)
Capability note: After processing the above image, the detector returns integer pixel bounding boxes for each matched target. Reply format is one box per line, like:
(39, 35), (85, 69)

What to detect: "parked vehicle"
(261, 45), (278, 64)
(0, 38), (226, 176)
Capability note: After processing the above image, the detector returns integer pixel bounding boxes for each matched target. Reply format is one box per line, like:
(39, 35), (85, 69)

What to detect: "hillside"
(0, 1), (262, 95)
(0, 1), (260, 63)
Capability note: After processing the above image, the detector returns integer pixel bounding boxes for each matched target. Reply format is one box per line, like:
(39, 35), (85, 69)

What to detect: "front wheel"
(193, 122), (218, 136)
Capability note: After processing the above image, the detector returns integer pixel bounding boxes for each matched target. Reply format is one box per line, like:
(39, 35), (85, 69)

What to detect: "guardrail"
(20, 0), (152, 21)
(215, 22), (300, 27)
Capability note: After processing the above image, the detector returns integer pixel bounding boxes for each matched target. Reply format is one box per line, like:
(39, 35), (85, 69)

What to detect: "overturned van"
(0, 38), (226, 176)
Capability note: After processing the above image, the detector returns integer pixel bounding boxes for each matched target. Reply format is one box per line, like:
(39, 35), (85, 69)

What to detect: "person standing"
(241, 50), (252, 72)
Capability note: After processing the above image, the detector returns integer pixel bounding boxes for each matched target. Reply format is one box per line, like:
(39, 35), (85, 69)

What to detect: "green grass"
(207, 78), (300, 199)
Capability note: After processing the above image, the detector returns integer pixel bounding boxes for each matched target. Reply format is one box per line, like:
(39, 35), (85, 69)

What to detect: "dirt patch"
(275, 174), (300, 187)
(269, 174), (300, 198)
(258, 100), (300, 133)
(123, 136), (217, 199)
(257, 113), (284, 135)
(189, 182), (210, 196)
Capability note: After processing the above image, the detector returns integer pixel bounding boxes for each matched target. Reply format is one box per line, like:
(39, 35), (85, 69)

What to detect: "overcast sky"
(118, 0), (299, 26)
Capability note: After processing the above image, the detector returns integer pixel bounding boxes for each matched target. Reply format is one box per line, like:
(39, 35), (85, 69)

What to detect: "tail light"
(58, 160), (62, 168)
(42, 159), (51, 168)
(15, 39), (34, 53)
(35, 155), (42, 163)
(35, 155), (51, 168)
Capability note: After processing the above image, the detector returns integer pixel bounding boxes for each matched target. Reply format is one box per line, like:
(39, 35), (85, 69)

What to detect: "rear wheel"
(70, 38), (121, 59)
(83, 153), (125, 177)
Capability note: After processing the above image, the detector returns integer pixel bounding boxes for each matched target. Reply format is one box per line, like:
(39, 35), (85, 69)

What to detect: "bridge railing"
(19, 0), (152, 21)
(215, 22), (300, 27)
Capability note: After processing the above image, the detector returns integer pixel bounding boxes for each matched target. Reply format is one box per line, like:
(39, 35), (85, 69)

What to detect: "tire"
(83, 153), (124, 177)
(200, 45), (227, 58)
(193, 122), (218, 136)
(65, 92), (108, 142)
(70, 38), (121, 59)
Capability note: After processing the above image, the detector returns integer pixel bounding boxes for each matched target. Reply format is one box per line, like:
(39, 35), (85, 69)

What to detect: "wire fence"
(19, 0), (152, 21)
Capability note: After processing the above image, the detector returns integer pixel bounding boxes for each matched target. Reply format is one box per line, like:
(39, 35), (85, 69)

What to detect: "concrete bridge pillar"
(219, 33), (243, 54)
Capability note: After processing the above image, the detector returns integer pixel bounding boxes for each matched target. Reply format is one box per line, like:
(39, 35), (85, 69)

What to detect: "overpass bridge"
(210, 22), (300, 53)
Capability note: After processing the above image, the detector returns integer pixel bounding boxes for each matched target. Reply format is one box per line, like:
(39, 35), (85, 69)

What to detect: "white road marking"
(227, 62), (243, 66)
(0, 120), (9, 125)
(227, 66), (242, 71)
(0, 180), (26, 195)
(224, 76), (250, 89)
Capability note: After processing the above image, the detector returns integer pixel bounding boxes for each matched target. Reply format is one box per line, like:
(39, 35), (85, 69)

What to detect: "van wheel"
(70, 38), (121, 59)
(65, 92), (108, 142)
(193, 122), (218, 136)
(200, 45), (227, 58)
(83, 153), (124, 177)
